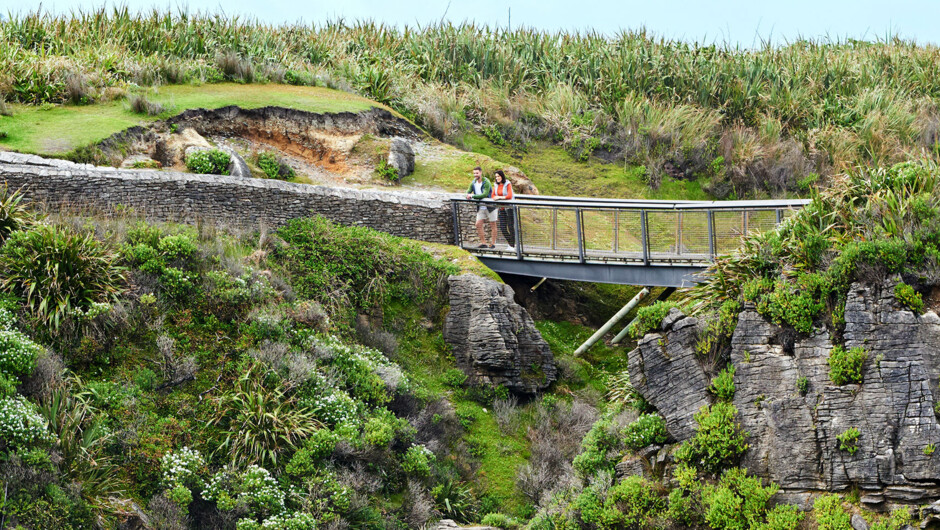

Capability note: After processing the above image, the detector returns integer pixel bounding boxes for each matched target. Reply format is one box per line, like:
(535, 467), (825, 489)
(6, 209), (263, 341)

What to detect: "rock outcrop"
(387, 138), (415, 178)
(443, 274), (557, 394)
(628, 277), (940, 506)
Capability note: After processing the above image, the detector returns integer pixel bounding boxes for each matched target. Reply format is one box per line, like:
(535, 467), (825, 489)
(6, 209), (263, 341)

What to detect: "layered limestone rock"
(443, 274), (557, 394)
(628, 278), (940, 506)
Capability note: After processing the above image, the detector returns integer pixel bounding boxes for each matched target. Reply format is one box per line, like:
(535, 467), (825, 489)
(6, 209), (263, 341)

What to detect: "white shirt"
(472, 179), (484, 196)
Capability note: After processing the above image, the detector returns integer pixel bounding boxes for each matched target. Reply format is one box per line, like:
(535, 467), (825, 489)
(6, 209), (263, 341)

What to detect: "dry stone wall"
(0, 152), (456, 243)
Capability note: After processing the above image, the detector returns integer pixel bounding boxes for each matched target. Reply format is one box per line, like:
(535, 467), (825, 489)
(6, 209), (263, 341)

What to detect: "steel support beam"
(575, 287), (650, 355)
(478, 257), (704, 287)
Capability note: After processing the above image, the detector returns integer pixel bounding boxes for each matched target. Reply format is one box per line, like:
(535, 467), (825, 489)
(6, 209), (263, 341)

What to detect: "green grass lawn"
(0, 83), (382, 155)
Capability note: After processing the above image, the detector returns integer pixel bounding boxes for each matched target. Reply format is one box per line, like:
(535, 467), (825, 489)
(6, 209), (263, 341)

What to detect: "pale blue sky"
(6, 0), (940, 48)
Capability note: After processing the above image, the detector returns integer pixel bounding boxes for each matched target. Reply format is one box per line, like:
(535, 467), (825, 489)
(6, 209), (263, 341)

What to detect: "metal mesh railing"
(452, 198), (807, 265)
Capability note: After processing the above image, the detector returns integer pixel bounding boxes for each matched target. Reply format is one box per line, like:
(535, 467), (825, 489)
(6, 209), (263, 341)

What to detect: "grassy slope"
(406, 133), (711, 200)
(0, 83), (380, 155)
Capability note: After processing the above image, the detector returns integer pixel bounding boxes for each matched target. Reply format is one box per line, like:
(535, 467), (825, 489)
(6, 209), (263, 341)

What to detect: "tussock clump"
(0, 97), (11, 117)
(127, 94), (165, 116)
(216, 51), (254, 83)
(65, 72), (92, 104)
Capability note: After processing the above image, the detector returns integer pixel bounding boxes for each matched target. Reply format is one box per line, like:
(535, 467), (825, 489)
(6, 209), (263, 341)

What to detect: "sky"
(6, 0), (940, 48)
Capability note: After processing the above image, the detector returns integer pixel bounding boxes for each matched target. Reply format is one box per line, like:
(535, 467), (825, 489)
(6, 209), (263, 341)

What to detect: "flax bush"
(0, 225), (125, 331)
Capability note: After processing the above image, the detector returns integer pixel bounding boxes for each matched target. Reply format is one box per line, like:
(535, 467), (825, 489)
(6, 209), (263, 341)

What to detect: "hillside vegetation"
(4, 9), (940, 198)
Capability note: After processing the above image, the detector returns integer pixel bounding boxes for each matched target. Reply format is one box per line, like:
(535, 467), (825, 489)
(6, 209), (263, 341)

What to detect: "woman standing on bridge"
(492, 170), (516, 251)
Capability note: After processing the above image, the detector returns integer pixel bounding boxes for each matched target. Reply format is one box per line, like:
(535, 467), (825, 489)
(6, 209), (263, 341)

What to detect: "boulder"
(502, 165), (539, 195)
(387, 138), (415, 178)
(443, 274), (556, 394)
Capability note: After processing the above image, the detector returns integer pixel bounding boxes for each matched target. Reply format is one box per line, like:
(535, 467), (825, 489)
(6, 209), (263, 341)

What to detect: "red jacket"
(491, 181), (514, 200)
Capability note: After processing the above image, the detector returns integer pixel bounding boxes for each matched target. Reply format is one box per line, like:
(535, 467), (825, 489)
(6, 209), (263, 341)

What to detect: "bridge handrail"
(451, 196), (811, 211)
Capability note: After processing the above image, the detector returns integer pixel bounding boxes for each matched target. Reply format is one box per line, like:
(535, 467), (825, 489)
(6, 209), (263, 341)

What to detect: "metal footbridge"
(451, 196), (809, 287)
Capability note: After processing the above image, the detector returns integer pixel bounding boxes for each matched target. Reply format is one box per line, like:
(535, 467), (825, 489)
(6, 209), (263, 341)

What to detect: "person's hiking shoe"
(478, 243), (489, 248)
(488, 244), (497, 248)
(505, 246), (516, 252)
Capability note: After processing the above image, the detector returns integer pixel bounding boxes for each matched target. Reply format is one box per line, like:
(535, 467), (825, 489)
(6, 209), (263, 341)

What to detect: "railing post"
(513, 204), (523, 261)
(576, 208), (585, 264)
(707, 209), (715, 260)
(551, 208), (558, 251)
(775, 208), (782, 224)
(640, 209), (649, 266)
(451, 201), (462, 248)
(613, 209), (619, 253)
(676, 211), (683, 256)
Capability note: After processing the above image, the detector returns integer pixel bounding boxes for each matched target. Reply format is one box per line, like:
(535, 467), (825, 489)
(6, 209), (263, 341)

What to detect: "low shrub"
(813, 495), (851, 530)
(256, 151), (295, 180)
(701, 467), (779, 530)
(0, 327), (42, 380)
(762, 504), (805, 530)
(185, 149), (230, 175)
(375, 159), (399, 182)
(443, 368), (468, 388)
(480, 512), (522, 529)
(431, 478), (478, 523)
(675, 402), (748, 474)
(572, 417), (620, 477)
(628, 301), (680, 339)
(828, 346), (867, 385)
(708, 365), (736, 401)
(837, 427), (860, 455)
(402, 444), (434, 477)
(622, 413), (668, 451)
(894, 282), (924, 313)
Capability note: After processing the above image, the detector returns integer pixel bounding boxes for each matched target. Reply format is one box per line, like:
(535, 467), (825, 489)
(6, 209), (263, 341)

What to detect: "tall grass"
(5, 8), (940, 193)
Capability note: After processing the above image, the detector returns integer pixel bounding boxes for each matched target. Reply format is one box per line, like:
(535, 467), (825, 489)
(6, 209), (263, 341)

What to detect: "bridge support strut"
(574, 287), (650, 356)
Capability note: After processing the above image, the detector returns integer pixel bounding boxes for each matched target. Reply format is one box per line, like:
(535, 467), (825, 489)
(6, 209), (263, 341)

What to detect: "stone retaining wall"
(0, 152), (456, 244)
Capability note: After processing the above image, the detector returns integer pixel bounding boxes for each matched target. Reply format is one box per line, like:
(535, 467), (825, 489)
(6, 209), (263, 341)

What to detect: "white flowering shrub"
(203, 465), (285, 519)
(0, 328), (41, 378)
(305, 335), (410, 404)
(402, 444), (435, 477)
(0, 308), (14, 331)
(0, 395), (54, 449)
(236, 511), (317, 530)
(162, 446), (206, 489)
(305, 390), (359, 427)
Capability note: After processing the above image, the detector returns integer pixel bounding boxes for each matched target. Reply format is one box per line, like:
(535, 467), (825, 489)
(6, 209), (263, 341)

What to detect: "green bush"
(575, 476), (665, 529)
(796, 376), (809, 396)
(708, 365), (736, 401)
(285, 429), (337, 477)
(628, 301), (680, 339)
(761, 504), (805, 530)
(256, 151), (295, 180)
(622, 413), (668, 451)
(431, 478), (478, 523)
(480, 513), (521, 529)
(675, 402), (748, 474)
(701, 468), (779, 530)
(375, 159), (399, 181)
(402, 444), (434, 477)
(0, 225), (125, 330)
(894, 282), (924, 313)
(813, 495), (851, 530)
(573, 417), (620, 477)
(185, 149), (230, 175)
(443, 368), (468, 388)
(837, 427), (860, 455)
(828, 346), (867, 385)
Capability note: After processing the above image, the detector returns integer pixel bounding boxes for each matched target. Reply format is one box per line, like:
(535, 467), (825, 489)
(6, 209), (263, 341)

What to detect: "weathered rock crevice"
(627, 277), (940, 508)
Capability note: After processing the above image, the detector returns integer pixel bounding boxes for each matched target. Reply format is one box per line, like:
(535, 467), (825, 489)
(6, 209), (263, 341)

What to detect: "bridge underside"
(477, 257), (706, 287)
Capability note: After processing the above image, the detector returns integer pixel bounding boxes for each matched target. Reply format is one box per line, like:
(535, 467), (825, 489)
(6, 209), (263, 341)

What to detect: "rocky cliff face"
(443, 274), (557, 394)
(628, 278), (940, 508)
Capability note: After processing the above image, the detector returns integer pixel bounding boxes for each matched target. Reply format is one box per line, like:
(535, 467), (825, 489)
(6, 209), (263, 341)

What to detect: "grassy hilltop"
(4, 9), (940, 198)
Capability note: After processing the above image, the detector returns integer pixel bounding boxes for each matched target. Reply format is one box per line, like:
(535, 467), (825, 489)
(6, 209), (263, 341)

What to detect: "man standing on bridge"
(465, 166), (497, 248)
